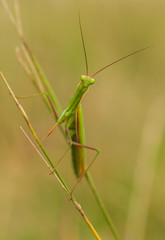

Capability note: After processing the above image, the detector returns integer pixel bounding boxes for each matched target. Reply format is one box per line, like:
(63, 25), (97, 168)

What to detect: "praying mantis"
(1, 1), (152, 239)
(40, 16), (151, 194)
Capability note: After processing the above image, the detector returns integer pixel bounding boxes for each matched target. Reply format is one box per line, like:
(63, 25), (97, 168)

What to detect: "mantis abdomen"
(70, 104), (86, 177)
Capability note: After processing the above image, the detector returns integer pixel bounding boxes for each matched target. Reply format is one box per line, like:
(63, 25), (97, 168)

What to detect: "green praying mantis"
(1, 1), (152, 238)
(40, 16), (151, 194)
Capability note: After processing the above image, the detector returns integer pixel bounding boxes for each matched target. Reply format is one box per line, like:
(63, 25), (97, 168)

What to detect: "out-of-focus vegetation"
(0, 0), (165, 239)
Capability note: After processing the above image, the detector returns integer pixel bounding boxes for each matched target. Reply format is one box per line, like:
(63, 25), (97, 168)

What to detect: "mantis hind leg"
(66, 127), (100, 197)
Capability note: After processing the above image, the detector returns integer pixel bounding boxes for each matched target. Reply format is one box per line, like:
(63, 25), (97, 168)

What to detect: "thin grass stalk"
(0, 72), (101, 240)
(2, 0), (63, 116)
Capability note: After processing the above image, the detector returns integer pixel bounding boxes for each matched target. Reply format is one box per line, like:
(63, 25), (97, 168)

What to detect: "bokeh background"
(0, 0), (165, 239)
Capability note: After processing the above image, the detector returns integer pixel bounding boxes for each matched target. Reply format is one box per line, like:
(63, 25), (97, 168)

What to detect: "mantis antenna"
(91, 45), (153, 78)
(79, 13), (89, 76)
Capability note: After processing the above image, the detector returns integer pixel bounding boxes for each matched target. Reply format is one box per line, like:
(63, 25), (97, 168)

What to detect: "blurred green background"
(0, 0), (165, 239)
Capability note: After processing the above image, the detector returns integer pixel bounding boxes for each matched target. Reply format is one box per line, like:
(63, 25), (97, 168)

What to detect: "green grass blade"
(85, 172), (120, 240)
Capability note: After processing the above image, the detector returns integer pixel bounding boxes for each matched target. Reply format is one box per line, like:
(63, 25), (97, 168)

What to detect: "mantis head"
(81, 75), (95, 86)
